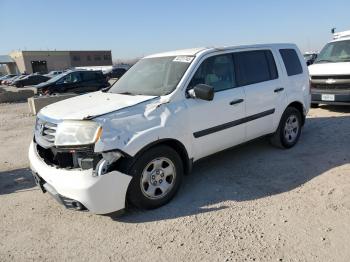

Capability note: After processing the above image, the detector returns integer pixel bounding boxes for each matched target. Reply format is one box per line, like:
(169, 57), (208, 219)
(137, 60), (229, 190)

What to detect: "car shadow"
(319, 104), (350, 113)
(0, 168), (37, 195)
(114, 114), (350, 223)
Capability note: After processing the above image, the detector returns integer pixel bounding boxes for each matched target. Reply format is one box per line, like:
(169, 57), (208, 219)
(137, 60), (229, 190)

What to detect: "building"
(7, 50), (112, 74)
(0, 55), (18, 75)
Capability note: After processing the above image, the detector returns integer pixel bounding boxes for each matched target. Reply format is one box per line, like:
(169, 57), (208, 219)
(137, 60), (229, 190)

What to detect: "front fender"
(93, 100), (193, 158)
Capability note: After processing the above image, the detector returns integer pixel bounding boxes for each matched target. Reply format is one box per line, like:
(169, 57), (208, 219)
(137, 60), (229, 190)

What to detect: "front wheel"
(270, 107), (302, 149)
(126, 145), (183, 209)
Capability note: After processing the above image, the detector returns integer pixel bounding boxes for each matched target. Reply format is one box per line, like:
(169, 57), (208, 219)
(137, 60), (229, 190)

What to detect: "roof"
(145, 47), (207, 58)
(331, 36), (350, 43)
(0, 55), (15, 63)
(145, 43), (298, 58)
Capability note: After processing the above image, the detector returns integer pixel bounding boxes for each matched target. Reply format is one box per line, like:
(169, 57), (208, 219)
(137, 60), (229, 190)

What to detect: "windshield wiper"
(101, 86), (111, 92)
(118, 91), (137, 96)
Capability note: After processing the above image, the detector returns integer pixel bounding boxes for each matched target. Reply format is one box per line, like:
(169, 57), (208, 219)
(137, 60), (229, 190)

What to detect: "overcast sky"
(1, 0), (349, 59)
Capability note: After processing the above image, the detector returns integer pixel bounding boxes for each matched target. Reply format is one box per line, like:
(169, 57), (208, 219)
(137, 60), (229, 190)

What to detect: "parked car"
(29, 43), (310, 214)
(104, 66), (129, 79)
(35, 70), (109, 95)
(303, 52), (318, 66)
(44, 71), (63, 78)
(8, 74), (29, 86)
(309, 30), (350, 107)
(0, 74), (17, 85)
(2, 75), (19, 85)
(13, 74), (50, 87)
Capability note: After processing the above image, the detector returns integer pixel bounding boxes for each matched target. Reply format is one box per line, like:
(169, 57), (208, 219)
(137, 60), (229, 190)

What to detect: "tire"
(270, 107), (302, 149)
(15, 83), (23, 88)
(311, 103), (319, 108)
(126, 145), (183, 209)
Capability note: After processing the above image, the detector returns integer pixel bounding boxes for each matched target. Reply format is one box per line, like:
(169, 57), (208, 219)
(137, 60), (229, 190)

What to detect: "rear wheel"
(127, 145), (183, 209)
(270, 107), (302, 149)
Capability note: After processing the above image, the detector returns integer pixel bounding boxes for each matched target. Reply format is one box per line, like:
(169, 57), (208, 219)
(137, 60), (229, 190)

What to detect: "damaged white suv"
(29, 44), (310, 214)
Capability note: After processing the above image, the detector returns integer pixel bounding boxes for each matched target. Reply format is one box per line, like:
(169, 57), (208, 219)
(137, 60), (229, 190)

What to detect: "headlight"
(55, 120), (102, 146)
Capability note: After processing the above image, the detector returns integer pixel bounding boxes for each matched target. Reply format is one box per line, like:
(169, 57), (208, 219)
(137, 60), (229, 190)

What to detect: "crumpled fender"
(93, 97), (192, 158)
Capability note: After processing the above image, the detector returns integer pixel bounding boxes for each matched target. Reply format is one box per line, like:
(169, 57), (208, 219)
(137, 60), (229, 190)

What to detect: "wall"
(22, 51), (71, 74)
(9, 50), (113, 74)
(70, 51), (112, 67)
(9, 51), (26, 73)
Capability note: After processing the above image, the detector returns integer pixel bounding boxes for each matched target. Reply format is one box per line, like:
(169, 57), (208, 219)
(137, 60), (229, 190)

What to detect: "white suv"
(29, 44), (310, 214)
(309, 31), (350, 106)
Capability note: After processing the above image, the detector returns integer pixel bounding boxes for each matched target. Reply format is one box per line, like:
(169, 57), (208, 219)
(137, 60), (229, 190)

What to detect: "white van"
(29, 44), (310, 214)
(309, 30), (350, 106)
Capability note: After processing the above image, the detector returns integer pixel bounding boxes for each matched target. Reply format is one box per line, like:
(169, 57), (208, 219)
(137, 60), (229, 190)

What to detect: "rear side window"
(234, 50), (278, 86)
(82, 71), (102, 81)
(279, 49), (303, 76)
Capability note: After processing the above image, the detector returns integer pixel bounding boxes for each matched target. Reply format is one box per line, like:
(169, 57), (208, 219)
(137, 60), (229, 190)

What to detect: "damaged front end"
(33, 114), (128, 175)
(34, 140), (126, 176)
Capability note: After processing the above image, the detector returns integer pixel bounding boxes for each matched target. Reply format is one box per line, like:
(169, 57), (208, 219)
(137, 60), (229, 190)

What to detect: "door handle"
(274, 87), (284, 93)
(229, 98), (244, 105)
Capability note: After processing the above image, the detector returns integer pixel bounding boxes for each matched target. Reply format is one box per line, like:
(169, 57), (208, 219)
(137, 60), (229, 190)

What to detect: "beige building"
(8, 50), (112, 74)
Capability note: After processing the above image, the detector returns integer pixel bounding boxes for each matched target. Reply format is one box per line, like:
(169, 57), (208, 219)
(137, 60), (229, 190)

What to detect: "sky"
(1, 0), (349, 60)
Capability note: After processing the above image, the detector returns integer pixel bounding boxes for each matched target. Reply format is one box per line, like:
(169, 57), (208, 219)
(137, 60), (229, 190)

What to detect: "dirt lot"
(0, 102), (349, 262)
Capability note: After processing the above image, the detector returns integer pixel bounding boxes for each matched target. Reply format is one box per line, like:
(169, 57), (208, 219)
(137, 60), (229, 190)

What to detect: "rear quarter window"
(279, 49), (303, 76)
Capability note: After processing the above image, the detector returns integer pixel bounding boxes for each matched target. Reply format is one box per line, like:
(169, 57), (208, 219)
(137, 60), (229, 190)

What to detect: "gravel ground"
(0, 102), (349, 262)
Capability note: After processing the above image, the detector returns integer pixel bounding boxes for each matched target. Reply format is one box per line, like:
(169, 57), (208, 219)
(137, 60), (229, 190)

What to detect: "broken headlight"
(55, 120), (102, 146)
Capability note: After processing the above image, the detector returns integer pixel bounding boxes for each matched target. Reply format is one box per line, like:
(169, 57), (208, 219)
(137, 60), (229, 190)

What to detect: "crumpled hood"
(38, 91), (157, 120)
(309, 62), (350, 76)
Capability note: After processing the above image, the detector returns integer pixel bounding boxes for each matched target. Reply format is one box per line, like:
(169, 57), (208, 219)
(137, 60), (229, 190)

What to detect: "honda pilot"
(29, 44), (310, 214)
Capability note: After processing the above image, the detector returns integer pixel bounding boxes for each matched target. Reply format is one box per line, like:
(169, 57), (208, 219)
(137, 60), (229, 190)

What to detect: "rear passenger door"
(234, 49), (285, 140)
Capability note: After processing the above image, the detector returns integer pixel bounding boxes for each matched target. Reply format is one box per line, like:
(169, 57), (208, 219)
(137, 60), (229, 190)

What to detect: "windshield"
(108, 56), (193, 96)
(315, 40), (350, 63)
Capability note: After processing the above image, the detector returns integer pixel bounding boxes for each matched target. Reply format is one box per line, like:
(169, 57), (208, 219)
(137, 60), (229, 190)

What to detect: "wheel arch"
(286, 101), (306, 125)
(132, 138), (193, 176)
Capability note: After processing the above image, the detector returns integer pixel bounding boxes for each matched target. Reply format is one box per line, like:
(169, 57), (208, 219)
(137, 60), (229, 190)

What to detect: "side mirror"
(189, 84), (214, 101)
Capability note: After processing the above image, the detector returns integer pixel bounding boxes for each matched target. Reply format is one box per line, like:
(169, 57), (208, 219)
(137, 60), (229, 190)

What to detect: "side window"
(62, 72), (82, 84)
(189, 54), (235, 92)
(82, 71), (98, 81)
(279, 49), (303, 76)
(234, 50), (277, 86)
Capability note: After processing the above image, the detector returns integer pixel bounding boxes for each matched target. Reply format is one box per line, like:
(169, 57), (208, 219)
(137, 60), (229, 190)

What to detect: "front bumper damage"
(29, 141), (132, 214)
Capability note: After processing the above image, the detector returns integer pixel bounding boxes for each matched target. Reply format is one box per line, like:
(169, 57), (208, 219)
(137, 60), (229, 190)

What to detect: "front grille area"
(35, 118), (57, 147)
(312, 75), (350, 80)
(35, 142), (101, 169)
(312, 83), (350, 91)
(34, 116), (102, 170)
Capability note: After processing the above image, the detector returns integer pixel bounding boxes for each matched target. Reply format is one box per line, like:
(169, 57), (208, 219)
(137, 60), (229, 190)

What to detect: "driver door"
(56, 72), (82, 93)
(185, 53), (246, 160)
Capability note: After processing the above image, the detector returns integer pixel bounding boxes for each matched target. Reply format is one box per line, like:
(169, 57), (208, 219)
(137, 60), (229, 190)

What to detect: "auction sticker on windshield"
(321, 94), (335, 101)
(173, 56), (194, 63)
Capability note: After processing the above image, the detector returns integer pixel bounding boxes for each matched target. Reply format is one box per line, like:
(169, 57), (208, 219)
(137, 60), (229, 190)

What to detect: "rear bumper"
(311, 89), (350, 105)
(28, 141), (132, 214)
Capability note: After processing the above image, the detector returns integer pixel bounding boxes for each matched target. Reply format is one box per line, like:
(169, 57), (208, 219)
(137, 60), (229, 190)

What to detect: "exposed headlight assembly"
(55, 120), (102, 146)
